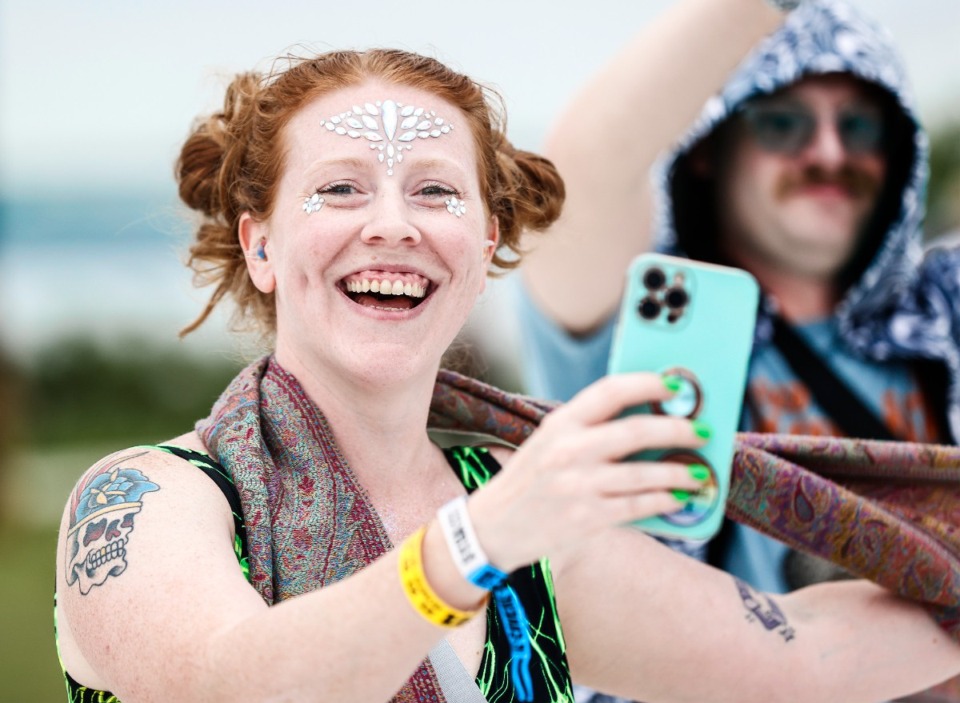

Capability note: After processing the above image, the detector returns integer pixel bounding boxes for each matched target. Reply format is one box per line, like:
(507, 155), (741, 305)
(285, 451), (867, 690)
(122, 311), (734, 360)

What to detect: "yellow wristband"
(398, 525), (484, 628)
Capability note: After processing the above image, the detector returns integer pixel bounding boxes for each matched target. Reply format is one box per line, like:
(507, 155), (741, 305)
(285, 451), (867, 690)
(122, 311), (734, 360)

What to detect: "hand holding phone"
(607, 253), (759, 541)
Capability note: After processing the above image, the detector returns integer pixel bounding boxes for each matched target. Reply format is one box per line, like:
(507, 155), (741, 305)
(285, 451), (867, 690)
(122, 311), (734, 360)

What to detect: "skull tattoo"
(66, 459), (159, 595)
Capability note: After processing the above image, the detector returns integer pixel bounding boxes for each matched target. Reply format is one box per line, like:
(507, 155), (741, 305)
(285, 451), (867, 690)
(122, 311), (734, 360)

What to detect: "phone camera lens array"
(638, 267), (689, 324)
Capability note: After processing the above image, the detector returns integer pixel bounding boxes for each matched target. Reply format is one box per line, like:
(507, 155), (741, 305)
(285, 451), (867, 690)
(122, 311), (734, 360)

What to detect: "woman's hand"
(468, 372), (710, 571)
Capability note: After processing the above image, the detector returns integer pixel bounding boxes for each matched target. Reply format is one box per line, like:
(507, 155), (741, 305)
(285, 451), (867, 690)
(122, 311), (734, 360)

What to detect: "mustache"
(776, 165), (883, 200)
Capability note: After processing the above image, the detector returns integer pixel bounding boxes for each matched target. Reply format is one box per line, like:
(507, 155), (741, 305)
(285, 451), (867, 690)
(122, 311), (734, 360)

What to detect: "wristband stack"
(397, 495), (535, 702)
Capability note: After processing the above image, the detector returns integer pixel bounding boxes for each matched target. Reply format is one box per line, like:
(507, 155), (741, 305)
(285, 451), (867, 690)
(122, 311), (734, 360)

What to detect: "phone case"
(607, 253), (759, 541)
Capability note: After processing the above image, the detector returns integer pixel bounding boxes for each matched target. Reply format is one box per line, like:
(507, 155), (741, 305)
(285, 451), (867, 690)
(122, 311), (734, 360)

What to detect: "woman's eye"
(319, 182), (358, 196)
(419, 184), (458, 198)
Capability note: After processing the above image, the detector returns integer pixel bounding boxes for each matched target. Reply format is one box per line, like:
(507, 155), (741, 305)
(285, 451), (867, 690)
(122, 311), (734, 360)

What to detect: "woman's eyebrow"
(303, 156), (371, 174)
(400, 156), (466, 177)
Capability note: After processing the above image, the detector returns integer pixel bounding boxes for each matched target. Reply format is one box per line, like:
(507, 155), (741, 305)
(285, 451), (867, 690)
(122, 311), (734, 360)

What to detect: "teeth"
(345, 278), (428, 298)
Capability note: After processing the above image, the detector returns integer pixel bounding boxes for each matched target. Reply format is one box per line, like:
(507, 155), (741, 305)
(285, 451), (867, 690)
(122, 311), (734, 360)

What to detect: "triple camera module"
(638, 266), (689, 324)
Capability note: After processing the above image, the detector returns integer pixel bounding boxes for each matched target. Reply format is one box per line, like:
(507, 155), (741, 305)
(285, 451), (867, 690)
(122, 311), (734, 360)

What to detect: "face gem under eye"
(303, 193), (325, 214)
(319, 99), (454, 176)
(445, 197), (466, 218)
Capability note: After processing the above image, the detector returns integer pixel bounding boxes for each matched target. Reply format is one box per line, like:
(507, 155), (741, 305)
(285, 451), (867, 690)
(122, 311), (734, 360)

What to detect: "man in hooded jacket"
(518, 0), (960, 699)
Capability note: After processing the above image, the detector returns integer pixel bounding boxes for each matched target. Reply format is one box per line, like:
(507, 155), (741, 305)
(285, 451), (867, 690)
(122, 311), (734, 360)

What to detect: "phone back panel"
(607, 253), (759, 541)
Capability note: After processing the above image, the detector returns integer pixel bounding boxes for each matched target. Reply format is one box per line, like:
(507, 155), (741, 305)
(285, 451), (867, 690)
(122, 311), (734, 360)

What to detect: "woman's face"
(242, 81), (498, 387)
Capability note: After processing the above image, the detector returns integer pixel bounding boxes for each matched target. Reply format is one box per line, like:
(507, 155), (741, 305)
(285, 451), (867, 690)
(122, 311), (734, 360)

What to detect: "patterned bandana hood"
(653, 0), (928, 345)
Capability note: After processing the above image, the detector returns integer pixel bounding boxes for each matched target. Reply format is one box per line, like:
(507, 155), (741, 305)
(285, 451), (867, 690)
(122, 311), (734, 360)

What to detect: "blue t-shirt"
(515, 282), (938, 593)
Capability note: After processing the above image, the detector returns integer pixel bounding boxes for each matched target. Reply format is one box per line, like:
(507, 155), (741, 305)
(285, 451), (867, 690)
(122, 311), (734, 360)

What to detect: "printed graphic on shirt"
(746, 321), (940, 442)
(747, 378), (938, 441)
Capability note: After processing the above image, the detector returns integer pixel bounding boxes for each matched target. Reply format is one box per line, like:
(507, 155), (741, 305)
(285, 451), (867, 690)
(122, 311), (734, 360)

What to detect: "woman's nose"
(359, 192), (422, 246)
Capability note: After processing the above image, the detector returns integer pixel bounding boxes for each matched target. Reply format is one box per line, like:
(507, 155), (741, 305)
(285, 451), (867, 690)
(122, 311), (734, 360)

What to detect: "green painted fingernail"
(671, 489), (690, 502)
(688, 464), (711, 482)
(662, 375), (683, 393)
(692, 420), (713, 440)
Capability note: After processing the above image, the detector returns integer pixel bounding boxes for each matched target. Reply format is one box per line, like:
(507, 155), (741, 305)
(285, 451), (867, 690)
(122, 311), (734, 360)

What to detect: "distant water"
(0, 192), (521, 366)
(0, 192), (234, 358)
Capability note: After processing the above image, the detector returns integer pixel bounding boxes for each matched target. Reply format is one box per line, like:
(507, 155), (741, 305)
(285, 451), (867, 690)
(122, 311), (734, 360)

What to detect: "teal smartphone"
(607, 253), (759, 541)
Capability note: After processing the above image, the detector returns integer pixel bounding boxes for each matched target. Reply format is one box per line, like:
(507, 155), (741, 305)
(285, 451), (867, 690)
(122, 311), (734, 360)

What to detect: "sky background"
(2, 0), (960, 198)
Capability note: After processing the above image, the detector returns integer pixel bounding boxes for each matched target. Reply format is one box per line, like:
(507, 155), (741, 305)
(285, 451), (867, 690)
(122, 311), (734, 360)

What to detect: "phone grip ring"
(658, 449), (719, 527)
(653, 367), (703, 419)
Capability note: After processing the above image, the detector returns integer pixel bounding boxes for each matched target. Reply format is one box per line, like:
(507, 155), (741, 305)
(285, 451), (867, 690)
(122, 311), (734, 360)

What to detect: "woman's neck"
(272, 344), (441, 489)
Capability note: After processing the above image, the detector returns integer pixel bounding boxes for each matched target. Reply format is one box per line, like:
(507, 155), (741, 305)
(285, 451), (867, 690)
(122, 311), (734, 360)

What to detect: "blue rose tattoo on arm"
(65, 451), (159, 595)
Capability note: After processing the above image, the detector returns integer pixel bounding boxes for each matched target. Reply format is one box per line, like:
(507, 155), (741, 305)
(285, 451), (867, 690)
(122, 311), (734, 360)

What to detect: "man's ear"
(238, 212), (276, 294)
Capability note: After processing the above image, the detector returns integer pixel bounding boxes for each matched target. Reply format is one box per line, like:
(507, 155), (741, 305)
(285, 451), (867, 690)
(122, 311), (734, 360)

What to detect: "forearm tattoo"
(65, 451), (159, 595)
(734, 578), (796, 643)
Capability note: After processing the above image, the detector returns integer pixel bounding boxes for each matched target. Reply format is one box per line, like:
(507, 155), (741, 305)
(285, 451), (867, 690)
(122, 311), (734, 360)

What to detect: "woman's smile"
(340, 269), (433, 311)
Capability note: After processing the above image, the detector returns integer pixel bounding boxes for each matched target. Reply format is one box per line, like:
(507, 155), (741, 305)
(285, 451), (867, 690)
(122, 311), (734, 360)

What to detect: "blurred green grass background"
(0, 341), (243, 702)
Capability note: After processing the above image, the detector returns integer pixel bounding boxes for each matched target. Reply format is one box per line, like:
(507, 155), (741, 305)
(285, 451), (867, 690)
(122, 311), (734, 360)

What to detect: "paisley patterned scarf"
(196, 356), (445, 703)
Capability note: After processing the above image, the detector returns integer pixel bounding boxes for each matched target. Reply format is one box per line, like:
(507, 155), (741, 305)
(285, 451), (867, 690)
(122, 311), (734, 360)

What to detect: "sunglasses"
(738, 100), (885, 155)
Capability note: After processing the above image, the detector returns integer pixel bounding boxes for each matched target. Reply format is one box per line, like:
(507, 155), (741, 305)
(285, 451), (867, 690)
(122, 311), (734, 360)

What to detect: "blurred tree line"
(928, 120), (960, 239)
(3, 339), (243, 450)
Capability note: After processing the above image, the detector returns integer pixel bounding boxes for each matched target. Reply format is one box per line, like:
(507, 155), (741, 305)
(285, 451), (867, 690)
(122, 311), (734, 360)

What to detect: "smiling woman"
(176, 50), (562, 341)
(52, 43), (960, 703)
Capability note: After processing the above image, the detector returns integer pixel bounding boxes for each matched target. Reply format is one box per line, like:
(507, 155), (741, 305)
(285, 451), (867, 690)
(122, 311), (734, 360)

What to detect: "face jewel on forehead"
(319, 99), (454, 176)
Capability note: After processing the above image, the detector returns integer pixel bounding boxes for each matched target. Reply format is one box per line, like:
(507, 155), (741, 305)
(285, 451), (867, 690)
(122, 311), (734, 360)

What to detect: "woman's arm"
(553, 526), (960, 703)
(56, 374), (707, 700)
(55, 445), (488, 701)
(522, 0), (786, 334)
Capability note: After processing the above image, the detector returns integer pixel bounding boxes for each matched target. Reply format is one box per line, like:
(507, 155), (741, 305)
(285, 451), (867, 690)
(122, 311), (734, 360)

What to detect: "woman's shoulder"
(57, 431), (228, 553)
(76, 431), (209, 478)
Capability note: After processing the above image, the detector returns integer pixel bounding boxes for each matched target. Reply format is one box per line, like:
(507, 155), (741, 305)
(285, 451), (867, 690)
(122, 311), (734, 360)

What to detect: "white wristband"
(437, 496), (508, 590)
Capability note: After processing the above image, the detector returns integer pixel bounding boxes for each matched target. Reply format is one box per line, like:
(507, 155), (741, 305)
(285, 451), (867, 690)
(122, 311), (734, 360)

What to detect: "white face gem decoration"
(319, 99), (454, 176)
(303, 193), (325, 214)
(445, 196), (466, 218)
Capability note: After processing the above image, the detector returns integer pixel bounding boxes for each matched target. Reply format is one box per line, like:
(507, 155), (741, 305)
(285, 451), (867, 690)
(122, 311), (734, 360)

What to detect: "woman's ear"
(479, 215), (501, 294)
(239, 212), (276, 294)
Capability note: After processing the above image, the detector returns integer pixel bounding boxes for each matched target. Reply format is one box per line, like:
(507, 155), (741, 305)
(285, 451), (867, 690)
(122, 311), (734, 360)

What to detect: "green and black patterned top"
(57, 444), (574, 703)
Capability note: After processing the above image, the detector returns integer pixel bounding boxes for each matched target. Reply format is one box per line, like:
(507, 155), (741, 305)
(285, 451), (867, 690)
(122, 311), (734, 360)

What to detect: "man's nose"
(360, 192), (422, 246)
(800, 115), (847, 168)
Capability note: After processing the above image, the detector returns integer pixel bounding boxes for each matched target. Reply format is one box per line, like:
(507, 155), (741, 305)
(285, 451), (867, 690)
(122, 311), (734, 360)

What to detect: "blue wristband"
(467, 563), (509, 590)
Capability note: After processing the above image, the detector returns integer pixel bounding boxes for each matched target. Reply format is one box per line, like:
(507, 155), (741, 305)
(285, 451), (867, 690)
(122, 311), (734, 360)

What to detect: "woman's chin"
(334, 346), (443, 387)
